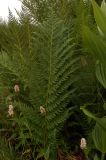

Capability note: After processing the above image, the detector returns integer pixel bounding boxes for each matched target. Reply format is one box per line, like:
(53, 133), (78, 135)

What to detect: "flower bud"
(14, 84), (20, 93)
(80, 138), (87, 150)
(40, 106), (46, 114)
(8, 105), (14, 116)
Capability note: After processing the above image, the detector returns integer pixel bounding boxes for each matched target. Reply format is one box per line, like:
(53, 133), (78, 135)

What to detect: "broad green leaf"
(92, 0), (106, 36)
(83, 26), (106, 88)
(96, 62), (106, 89)
(81, 107), (106, 131)
(80, 107), (97, 119)
(83, 26), (106, 64)
(92, 117), (106, 153)
(101, 0), (106, 17)
(83, 1), (106, 90)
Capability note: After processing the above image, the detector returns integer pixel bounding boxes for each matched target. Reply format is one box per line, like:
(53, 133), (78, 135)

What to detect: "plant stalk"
(101, 153), (105, 160)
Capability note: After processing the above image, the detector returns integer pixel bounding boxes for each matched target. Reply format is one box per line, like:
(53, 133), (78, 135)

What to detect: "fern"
(0, 13), (35, 83)
(24, 14), (79, 157)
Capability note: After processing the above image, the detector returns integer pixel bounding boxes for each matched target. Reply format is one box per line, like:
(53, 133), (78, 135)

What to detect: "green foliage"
(92, 117), (106, 153)
(81, 107), (106, 130)
(0, 0), (106, 159)
(20, 0), (81, 23)
(92, 0), (106, 36)
(83, 0), (106, 89)
(82, 5), (106, 158)
(0, 139), (18, 160)
(0, 6), (79, 158)
(81, 107), (106, 160)
(26, 14), (79, 159)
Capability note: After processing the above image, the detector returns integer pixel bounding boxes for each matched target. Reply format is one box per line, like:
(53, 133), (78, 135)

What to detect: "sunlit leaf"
(92, 0), (106, 36)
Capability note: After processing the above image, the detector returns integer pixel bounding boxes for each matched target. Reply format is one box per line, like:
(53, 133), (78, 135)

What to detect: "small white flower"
(80, 138), (87, 149)
(8, 105), (13, 110)
(14, 84), (20, 93)
(40, 106), (46, 114)
(8, 105), (14, 116)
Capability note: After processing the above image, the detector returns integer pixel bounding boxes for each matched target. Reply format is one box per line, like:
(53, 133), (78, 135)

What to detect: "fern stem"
(46, 22), (53, 106)
(44, 16), (54, 148)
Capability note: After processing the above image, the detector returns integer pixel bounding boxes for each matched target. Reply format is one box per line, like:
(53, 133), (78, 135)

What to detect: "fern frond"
(28, 14), (79, 152)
